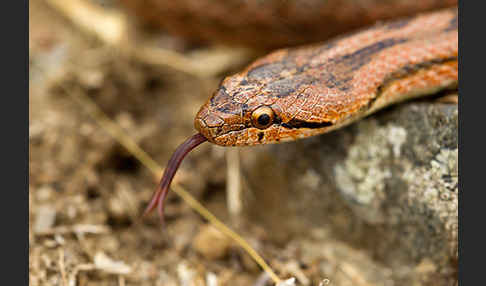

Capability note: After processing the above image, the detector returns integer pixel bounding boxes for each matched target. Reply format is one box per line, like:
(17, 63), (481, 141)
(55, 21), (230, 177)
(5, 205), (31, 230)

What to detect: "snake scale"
(142, 5), (458, 220)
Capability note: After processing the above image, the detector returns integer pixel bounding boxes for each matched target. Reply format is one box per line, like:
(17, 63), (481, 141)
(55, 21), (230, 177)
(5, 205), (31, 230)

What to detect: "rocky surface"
(240, 103), (458, 285)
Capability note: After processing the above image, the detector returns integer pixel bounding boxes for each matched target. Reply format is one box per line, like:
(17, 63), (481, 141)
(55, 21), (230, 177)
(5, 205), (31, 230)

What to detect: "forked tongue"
(143, 133), (207, 224)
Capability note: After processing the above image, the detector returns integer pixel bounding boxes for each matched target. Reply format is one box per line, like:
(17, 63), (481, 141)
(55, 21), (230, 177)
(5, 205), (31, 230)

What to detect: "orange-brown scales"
(194, 8), (458, 146)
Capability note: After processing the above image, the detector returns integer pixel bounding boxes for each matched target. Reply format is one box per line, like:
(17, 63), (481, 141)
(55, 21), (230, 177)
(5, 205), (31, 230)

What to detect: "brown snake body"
(144, 7), (458, 220)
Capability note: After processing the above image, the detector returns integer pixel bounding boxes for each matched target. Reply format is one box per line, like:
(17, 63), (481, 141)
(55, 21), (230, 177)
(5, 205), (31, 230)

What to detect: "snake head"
(194, 54), (337, 146)
(194, 72), (291, 146)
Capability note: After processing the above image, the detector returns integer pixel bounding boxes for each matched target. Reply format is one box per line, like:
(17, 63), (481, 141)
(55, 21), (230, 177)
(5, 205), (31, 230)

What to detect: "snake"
(143, 7), (458, 221)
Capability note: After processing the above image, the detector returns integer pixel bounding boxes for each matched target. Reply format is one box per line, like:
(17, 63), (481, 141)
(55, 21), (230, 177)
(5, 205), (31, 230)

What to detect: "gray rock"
(240, 103), (458, 285)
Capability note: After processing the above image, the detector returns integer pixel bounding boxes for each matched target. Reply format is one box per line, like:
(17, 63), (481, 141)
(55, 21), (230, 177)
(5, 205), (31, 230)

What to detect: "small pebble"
(192, 224), (232, 260)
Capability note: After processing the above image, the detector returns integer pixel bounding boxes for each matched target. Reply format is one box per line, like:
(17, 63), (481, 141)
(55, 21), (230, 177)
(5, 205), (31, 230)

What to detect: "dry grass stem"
(226, 148), (242, 216)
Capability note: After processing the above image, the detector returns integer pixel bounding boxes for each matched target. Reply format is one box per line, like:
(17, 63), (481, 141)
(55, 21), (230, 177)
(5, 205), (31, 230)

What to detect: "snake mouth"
(143, 133), (207, 224)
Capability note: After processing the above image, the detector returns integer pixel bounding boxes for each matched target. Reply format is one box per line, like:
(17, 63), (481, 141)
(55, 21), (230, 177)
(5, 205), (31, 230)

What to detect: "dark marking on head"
(247, 62), (287, 81)
(240, 79), (249, 86)
(267, 74), (315, 98)
(211, 86), (230, 106)
(211, 85), (246, 116)
(246, 49), (305, 82)
(281, 118), (333, 129)
(216, 104), (240, 115)
(267, 78), (296, 97)
(212, 88), (244, 115)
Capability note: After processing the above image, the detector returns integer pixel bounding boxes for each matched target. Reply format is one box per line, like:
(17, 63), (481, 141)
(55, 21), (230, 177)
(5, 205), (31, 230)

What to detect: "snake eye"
(251, 106), (274, 129)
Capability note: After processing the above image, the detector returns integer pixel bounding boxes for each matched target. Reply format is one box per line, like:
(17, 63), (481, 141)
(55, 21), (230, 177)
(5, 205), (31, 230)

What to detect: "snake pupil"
(251, 106), (275, 129)
(258, 114), (270, 126)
